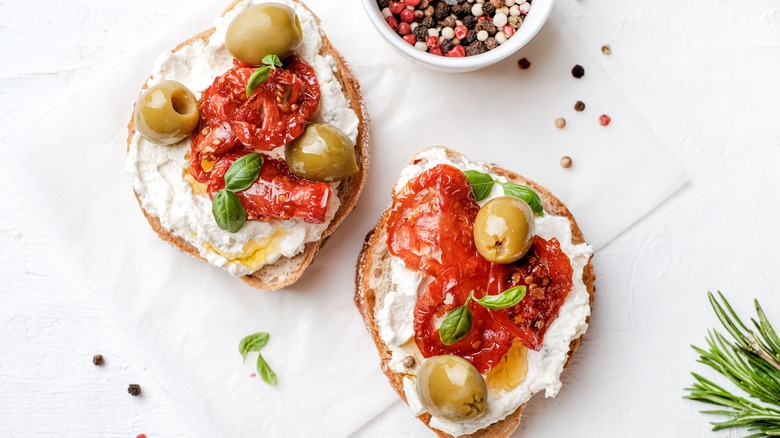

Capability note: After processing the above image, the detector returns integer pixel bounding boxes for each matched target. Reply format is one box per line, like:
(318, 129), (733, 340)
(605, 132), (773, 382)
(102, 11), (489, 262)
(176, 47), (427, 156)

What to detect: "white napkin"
(0, 1), (686, 437)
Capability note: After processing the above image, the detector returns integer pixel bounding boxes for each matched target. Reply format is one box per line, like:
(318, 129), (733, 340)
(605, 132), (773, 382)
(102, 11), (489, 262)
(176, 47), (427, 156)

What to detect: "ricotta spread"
(374, 147), (593, 436)
(125, 0), (359, 276)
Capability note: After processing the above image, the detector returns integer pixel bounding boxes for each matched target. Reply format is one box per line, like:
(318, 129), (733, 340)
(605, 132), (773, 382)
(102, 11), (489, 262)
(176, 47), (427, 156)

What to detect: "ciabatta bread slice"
(127, 0), (369, 290)
(355, 147), (595, 437)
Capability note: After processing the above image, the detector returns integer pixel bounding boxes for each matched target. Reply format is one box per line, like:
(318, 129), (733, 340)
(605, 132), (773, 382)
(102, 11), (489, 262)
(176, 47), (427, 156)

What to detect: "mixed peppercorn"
(378, 0), (532, 57)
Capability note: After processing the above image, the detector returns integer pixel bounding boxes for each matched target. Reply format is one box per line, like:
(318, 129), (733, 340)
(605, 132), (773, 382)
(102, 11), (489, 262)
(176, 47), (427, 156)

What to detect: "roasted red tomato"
(386, 164), (481, 277)
(207, 151), (331, 224)
(488, 237), (574, 351)
(192, 57), (320, 156)
(414, 257), (514, 374)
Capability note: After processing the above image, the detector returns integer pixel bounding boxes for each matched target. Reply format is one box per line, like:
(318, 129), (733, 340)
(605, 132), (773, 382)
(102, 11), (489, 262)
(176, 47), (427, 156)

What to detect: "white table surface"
(1, 0), (778, 437)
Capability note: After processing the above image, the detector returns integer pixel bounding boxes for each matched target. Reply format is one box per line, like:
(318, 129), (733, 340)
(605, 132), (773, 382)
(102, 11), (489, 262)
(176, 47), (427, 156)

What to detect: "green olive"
(284, 123), (358, 182)
(133, 80), (199, 145)
(415, 355), (487, 421)
(225, 4), (303, 65)
(473, 196), (535, 264)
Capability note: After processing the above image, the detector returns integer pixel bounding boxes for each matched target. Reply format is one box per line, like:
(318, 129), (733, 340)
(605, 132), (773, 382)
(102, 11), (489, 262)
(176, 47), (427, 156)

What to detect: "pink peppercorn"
(429, 47), (443, 56)
(454, 25), (468, 40)
(413, 9), (424, 21)
(503, 25), (515, 37)
(400, 8), (414, 23)
(599, 114), (611, 126)
(386, 16), (399, 32)
(404, 0), (420, 5)
(398, 21), (411, 35)
(389, 1), (405, 14)
(447, 45), (466, 57)
(402, 34), (416, 44)
(426, 35), (440, 49)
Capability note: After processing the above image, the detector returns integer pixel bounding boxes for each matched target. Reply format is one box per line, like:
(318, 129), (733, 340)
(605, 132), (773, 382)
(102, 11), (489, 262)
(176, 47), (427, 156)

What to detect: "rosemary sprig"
(685, 291), (780, 436)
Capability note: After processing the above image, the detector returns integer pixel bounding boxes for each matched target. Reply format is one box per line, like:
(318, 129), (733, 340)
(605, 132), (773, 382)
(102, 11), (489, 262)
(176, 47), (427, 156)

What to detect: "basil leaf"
(225, 153), (264, 192)
(257, 353), (278, 386)
(238, 332), (270, 363)
(502, 182), (543, 216)
(246, 66), (271, 97)
(439, 299), (473, 346)
(262, 54), (282, 68)
(212, 189), (246, 233)
(474, 286), (527, 310)
(464, 170), (495, 201)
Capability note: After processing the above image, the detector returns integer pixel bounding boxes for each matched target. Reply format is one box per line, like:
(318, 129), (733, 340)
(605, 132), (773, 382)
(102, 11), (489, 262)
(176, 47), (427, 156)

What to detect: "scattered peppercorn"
(571, 64), (585, 78)
(92, 354), (104, 366)
(560, 156), (573, 168)
(601, 44), (611, 55)
(403, 356), (416, 368)
(574, 100), (586, 112)
(137, 434), (148, 438)
(128, 384), (142, 396)
(599, 114), (612, 126)
(517, 57), (531, 70)
(555, 118), (566, 129)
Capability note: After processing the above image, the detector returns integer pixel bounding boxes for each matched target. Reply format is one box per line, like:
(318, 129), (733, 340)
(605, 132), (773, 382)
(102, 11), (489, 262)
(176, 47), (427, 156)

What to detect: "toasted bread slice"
(355, 147), (595, 437)
(127, 0), (370, 290)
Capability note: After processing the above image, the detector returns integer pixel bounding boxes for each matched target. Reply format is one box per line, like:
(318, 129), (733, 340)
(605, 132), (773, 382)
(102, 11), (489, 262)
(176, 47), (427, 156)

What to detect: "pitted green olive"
(415, 355), (487, 422)
(133, 80), (199, 145)
(225, 4), (303, 65)
(284, 123), (358, 182)
(474, 196), (535, 264)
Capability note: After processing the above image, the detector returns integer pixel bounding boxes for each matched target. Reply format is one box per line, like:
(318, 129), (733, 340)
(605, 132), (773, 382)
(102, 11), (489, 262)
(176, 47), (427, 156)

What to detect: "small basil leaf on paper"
(257, 353), (278, 386)
(474, 286), (527, 310)
(224, 153), (264, 192)
(212, 189), (246, 233)
(238, 332), (270, 363)
(262, 54), (282, 68)
(502, 182), (543, 216)
(463, 170), (495, 201)
(439, 299), (473, 346)
(246, 66), (271, 97)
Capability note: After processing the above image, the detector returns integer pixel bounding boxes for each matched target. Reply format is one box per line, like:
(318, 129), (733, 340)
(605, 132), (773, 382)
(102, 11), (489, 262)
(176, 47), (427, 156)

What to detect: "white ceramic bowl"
(361, 0), (554, 73)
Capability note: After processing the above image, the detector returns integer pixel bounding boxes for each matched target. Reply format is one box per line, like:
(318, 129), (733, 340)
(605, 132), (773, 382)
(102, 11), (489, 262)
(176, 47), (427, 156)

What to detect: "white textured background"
(0, 0), (778, 437)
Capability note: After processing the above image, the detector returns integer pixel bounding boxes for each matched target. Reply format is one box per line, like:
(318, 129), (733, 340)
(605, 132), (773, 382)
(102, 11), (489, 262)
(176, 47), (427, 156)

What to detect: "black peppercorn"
(128, 384), (142, 396)
(462, 15), (477, 29)
(517, 57), (531, 70)
(92, 354), (104, 366)
(452, 2), (469, 16)
(441, 15), (456, 29)
(441, 38), (456, 53)
(413, 25), (429, 42)
(574, 100), (586, 111)
(485, 37), (499, 50)
(466, 29), (478, 44)
(466, 41), (487, 56)
(377, 0), (390, 8)
(434, 2), (450, 21)
(482, 3), (496, 16)
(421, 16), (434, 28)
(571, 64), (585, 78)
(475, 20), (497, 36)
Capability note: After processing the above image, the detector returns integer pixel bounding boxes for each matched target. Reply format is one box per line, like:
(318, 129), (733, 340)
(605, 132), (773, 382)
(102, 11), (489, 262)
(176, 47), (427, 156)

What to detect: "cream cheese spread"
(125, 0), (360, 276)
(374, 147), (593, 436)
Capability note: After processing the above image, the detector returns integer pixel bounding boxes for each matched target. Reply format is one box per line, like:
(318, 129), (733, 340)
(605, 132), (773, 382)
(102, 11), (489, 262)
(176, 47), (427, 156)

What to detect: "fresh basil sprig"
(246, 54), (282, 97)
(225, 153), (264, 192)
(212, 189), (246, 233)
(439, 286), (528, 345)
(239, 332), (269, 362)
(464, 170), (495, 201)
(502, 182), (543, 216)
(440, 297), (474, 346)
(462, 170), (544, 216)
(212, 153), (264, 233)
(472, 286), (527, 310)
(238, 332), (278, 386)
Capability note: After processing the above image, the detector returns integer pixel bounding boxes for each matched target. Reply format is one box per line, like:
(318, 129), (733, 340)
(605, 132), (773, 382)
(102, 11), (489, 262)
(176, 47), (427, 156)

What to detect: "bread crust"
(355, 147), (595, 437)
(126, 0), (370, 290)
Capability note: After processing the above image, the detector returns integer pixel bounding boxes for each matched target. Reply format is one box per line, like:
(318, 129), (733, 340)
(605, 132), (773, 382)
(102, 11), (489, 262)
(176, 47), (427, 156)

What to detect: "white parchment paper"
(0, 1), (686, 436)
